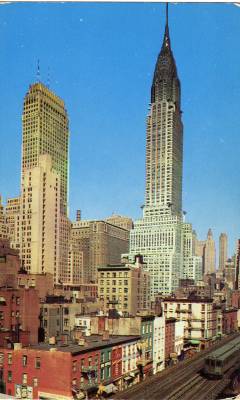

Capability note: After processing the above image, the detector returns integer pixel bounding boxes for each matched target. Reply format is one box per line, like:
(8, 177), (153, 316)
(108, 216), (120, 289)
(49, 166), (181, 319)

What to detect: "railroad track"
(113, 333), (239, 400)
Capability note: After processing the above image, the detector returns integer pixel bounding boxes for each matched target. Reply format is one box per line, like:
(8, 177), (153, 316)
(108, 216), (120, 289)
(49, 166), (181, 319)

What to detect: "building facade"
(71, 220), (130, 282)
(98, 261), (150, 315)
(162, 297), (217, 347)
(182, 223), (202, 282)
(97, 257), (150, 315)
(20, 155), (60, 281)
(0, 197), (7, 240)
(129, 9), (184, 297)
(21, 82), (69, 215)
(204, 229), (216, 275)
(219, 233), (228, 272)
(5, 197), (21, 250)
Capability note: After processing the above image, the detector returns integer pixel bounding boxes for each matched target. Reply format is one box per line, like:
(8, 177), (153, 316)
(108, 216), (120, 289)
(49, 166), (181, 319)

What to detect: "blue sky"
(0, 2), (239, 257)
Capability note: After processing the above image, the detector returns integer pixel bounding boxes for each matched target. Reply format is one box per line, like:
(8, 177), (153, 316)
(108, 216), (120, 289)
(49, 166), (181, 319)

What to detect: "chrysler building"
(129, 7), (201, 297)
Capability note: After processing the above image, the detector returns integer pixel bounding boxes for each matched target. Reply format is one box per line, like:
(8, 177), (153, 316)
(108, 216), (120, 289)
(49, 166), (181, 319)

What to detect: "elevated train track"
(114, 333), (240, 400)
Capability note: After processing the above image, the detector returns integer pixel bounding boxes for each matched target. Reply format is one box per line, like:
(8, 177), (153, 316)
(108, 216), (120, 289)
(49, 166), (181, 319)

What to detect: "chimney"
(102, 330), (110, 341)
(14, 343), (22, 350)
(49, 336), (56, 345)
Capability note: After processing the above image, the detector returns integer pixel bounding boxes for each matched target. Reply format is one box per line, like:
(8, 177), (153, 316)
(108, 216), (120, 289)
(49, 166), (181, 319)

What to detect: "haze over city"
(0, 2), (240, 252)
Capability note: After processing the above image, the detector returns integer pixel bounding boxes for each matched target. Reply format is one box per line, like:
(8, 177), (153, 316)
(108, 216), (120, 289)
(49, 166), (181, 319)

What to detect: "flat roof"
(29, 334), (141, 355)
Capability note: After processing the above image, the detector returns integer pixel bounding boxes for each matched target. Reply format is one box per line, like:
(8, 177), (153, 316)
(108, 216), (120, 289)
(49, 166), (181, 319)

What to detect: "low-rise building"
(0, 239), (19, 289)
(222, 308), (238, 334)
(0, 287), (39, 346)
(174, 320), (184, 356)
(41, 296), (81, 340)
(162, 297), (217, 348)
(17, 272), (54, 300)
(152, 316), (165, 373)
(0, 335), (141, 399)
(165, 318), (175, 365)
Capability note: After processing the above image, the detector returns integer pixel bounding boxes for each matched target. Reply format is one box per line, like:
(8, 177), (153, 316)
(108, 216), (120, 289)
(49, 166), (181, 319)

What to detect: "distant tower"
(219, 233), (228, 271)
(204, 229), (216, 274)
(76, 209), (81, 222)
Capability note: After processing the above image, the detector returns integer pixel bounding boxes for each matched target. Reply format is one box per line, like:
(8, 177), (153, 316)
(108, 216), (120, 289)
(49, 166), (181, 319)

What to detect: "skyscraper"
(20, 82), (70, 283)
(219, 232), (228, 271)
(21, 83), (69, 214)
(204, 229), (216, 274)
(145, 7), (183, 217)
(20, 155), (60, 277)
(129, 7), (184, 297)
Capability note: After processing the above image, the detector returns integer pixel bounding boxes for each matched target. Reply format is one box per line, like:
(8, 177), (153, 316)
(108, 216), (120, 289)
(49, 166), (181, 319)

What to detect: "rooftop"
(30, 334), (141, 355)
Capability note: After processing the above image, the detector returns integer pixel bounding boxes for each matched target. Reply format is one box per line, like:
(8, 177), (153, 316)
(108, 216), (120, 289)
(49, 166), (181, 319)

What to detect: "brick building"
(222, 308), (238, 335)
(0, 288), (39, 346)
(0, 335), (140, 399)
(165, 318), (175, 365)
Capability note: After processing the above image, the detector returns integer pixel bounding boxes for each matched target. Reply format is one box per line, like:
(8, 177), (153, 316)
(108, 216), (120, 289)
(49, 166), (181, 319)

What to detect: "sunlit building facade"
(129, 10), (184, 297)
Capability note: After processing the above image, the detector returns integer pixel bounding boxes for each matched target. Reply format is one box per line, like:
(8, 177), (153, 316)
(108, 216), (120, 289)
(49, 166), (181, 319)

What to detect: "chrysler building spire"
(130, 5), (188, 297)
(146, 4), (183, 216)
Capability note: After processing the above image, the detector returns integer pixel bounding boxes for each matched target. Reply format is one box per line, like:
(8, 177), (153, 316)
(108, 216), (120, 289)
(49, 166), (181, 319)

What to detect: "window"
(0, 353), (4, 364)
(35, 357), (41, 369)
(106, 365), (111, 378)
(22, 373), (27, 385)
(7, 371), (12, 383)
(33, 377), (38, 387)
(22, 355), (27, 366)
(100, 368), (104, 380)
(8, 353), (12, 365)
(101, 353), (104, 363)
(72, 360), (77, 372)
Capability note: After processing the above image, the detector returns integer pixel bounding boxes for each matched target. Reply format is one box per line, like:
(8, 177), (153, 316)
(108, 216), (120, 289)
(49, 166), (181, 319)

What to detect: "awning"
(123, 376), (134, 381)
(189, 340), (200, 345)
(103, 384), (118, 394)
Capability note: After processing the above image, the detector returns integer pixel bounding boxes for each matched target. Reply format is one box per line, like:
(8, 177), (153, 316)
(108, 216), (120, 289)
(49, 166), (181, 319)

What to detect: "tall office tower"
(21, 83), (69, 215)
(20, 155), (60, 278)
(219, 233), (228, 271)
(182, 223), (202, 282)
(204, 229), (216, 274)
(129, 7), (184, 297)
(0, 196), (8, 240)
(5, 197), (21, 250)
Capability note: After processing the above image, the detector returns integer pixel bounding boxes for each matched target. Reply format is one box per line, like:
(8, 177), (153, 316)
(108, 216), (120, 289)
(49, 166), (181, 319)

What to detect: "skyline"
(0, 3), (240, 255)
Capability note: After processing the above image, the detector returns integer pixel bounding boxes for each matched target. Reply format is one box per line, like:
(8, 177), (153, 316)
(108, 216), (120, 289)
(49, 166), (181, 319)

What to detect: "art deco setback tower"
(20, 83), (70, 282)
(145, 10), (183, 217)
(21, 83), (69, 215)
(130, 7), (184, 297)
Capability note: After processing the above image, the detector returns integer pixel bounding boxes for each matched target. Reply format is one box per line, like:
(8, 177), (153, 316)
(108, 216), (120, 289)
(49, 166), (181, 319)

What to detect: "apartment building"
(162, 297), (217, 347)
(97, 256), (150, 315)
